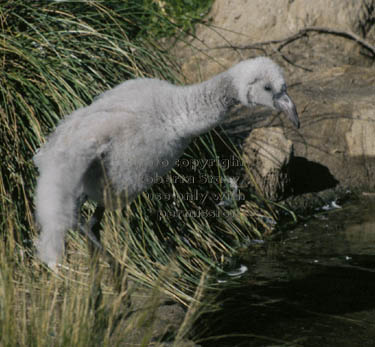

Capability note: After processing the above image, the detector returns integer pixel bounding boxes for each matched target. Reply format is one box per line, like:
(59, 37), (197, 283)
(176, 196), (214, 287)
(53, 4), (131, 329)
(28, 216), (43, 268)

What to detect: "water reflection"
(198, 197), (375, 347)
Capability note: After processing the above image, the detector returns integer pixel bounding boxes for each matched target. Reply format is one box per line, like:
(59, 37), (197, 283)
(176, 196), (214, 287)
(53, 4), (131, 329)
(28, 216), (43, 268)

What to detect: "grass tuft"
(0, 1), (294, 345)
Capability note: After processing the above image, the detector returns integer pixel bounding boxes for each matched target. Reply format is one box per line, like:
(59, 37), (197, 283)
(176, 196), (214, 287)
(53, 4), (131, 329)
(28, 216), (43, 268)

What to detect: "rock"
(177, 0), (374, 82)
(242, 127), (293, 200)
(115, 284), (200, 346)
(206, 0), (373, 42)
(175, 0), (375, 194)
(283, 65), (375, 191)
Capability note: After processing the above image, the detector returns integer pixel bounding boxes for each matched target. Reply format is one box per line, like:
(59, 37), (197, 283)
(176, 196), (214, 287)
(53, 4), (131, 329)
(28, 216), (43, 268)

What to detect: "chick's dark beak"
(274, 92), (300, 128)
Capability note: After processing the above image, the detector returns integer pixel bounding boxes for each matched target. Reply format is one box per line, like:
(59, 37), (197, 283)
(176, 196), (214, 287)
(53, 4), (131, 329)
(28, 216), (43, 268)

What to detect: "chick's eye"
(264, 85), (272, 92)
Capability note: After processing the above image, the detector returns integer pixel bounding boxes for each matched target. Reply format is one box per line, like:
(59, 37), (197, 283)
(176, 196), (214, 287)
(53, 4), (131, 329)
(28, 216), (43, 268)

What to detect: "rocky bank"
(176, 0), (375, 200)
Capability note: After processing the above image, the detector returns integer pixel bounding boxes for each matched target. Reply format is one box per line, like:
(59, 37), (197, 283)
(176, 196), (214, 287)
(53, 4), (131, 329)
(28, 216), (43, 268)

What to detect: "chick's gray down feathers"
(34, 57), (299, 268)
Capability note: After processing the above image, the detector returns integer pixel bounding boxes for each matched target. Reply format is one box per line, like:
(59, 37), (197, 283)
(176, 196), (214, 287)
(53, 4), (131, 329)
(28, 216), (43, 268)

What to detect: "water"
(199, 196), (375, 346)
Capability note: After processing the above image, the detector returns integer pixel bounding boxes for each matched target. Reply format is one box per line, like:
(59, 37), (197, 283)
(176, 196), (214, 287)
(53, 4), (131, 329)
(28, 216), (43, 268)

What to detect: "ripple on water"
(199, 197), (375, 347)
